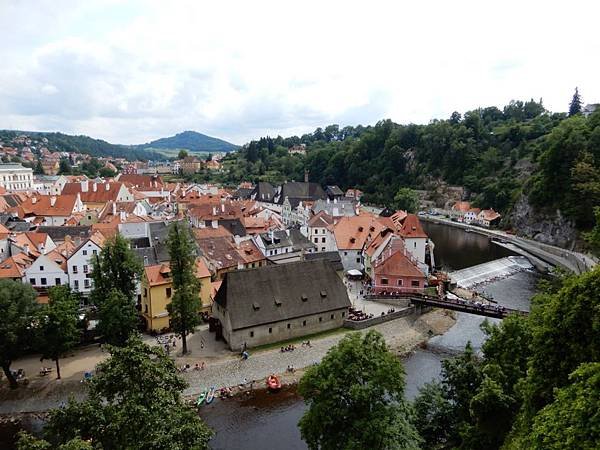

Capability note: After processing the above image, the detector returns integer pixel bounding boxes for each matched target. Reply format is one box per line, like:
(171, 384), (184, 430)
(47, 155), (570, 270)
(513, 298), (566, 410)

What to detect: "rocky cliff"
(510, 195), (578, 249)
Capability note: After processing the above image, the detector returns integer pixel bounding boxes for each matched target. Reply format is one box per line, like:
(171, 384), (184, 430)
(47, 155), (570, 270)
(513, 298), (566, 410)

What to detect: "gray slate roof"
(37, 226), (91, 242)
(304, 251), (344, 272)
(215, 259), (350, 330)
(274, 182), (327, 207)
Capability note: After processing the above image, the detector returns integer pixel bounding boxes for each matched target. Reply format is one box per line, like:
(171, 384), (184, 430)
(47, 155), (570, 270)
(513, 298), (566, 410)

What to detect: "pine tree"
(167, 221), (201, 354)
(568, 87), (582, 116)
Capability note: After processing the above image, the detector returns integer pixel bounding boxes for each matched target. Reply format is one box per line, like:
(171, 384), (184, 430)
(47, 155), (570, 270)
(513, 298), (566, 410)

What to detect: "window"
(318, 317), (322, 322)
(72, 265), (78, 273)
(397, 279), (403, 286)
(411, 280), (420, 287)
(314, 238), (318, 243)
(92, 250), (97, 255)
(344, 251), (347, 256)
(342, 312), (346, 318)
(82, 250), (87, 256)
(356, 258), (360, 263)
(250, 331), (254, 337)
(321, 237), (325, 243)
(55, 278), (61, 285)
(381, 278), (388, 285)
(330, 314), (334, 319)
(166, 287), (172, 297)
(302, 320), (306, 326)
(144, 288), (148, 297)
(29, 278), (35, 285)
(414, 242), (417, 248)
(40, 278), (47, 285)
(321, 247), (326, 252)
(83, 265), (89, 274)
(144, 304), (148, 313)
(39, 265), (44, 271)
(287, 323), (291, 329)
(84, 279), (90, 288)
(268, 327), (272, 334)
(74, 280), (79, 289)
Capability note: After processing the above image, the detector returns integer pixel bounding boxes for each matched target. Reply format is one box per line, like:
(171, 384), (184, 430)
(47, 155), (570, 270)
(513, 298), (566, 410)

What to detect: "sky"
(1, 0), (599, 146)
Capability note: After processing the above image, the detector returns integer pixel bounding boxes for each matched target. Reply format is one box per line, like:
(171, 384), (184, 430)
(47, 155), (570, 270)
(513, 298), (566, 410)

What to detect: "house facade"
(0, 164), (34, 191)
(67, 235), (104, 296)
(212, 259), (350, 350)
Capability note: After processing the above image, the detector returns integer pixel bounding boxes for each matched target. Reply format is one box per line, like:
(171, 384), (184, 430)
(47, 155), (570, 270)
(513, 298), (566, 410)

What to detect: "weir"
(449, 256), (534, 288)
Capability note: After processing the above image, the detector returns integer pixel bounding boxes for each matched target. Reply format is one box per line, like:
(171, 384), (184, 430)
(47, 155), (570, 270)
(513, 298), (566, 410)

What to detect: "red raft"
(266, 374), (281, 392)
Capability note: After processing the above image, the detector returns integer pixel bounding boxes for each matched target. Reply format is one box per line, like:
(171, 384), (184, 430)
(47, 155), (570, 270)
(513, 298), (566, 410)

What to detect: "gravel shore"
(0, 309), (455, 414)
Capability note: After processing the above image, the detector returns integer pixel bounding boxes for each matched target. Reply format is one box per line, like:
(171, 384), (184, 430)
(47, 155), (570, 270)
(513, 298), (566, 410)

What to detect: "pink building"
(372, 246), (426, 296)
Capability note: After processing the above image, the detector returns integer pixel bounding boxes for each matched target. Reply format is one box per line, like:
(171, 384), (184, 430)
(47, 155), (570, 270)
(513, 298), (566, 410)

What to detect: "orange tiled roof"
(193, 226), (232, 240)
(399, 214), (428, 239)
(333, 214), (387, 250)
(145, 263), (172, 286)
(62, 182), (126, 203)
(452, 201), (471, 212)
(18, 195), (79, 217)
(0, 254), (33, 279)
(374, 248), (425, 278)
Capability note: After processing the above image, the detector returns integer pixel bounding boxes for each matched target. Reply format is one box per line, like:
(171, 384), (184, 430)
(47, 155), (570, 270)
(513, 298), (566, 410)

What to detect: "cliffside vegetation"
(217, 99), (600, 244)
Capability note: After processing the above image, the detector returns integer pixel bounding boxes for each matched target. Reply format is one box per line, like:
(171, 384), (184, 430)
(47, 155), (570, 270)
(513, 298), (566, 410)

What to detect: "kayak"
(266, 375), (281, 392)
(206, 387), (215, 404)
(196, 389), (208, 406)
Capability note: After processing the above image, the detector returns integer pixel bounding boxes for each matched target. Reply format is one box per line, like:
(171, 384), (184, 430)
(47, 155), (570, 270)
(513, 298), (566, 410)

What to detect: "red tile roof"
(399, 214), (428, 239)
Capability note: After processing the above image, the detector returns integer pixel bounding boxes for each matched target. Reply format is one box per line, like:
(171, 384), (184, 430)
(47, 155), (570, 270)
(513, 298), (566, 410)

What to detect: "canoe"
(196, 389), (208, 406)
(266, 375), (281, 392)
(206, 387), (215, 404)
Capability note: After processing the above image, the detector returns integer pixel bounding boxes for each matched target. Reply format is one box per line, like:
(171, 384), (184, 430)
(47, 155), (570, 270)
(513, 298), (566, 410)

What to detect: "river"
(199, 221), (539, 449)
(0, 222), (539, 449)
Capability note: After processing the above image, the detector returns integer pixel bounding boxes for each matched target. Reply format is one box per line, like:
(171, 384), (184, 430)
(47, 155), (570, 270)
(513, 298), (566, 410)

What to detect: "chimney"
(212, 206), (217, 216)
(304, 169), (309, 183)
(93, 183), (97, 192)
(81, 180), (89, 192)
(119, 211), (126, 221)
(31, 197), (37, 204)
(50, 196), (56, 207)
(112, 202), (117, 216)
(143, 255), (148, 265)
(105, 183), (110, 191)
(221, 203), (225, 212)
(211, 220), (218, 229)
(23, 243), (29, 254)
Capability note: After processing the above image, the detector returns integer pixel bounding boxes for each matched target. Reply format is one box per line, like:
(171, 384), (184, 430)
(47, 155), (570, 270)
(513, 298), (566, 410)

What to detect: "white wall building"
(67, 237), (102, 295)
(0, 164), (34, 191)
(24, 254), (68, 289)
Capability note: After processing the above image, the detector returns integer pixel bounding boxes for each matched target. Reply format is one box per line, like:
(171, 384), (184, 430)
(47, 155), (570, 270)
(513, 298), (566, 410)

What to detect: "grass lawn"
(251, 327), (350, 353)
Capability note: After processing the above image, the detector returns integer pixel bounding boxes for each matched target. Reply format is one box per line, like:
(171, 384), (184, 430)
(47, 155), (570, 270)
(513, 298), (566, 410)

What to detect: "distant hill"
(136, 131), (238, 152)
(0, 130), (163, 161)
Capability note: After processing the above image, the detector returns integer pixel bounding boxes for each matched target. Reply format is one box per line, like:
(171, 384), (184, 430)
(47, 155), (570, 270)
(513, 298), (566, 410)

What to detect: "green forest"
(215, 99), (600, 232)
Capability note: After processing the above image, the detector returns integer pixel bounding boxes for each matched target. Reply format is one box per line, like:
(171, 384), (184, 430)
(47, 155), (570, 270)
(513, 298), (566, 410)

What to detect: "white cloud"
(0, 0), (599, 145)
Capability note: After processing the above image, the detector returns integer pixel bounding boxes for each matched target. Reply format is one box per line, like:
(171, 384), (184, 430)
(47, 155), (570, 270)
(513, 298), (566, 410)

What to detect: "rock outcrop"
(510, 195), (578, 249)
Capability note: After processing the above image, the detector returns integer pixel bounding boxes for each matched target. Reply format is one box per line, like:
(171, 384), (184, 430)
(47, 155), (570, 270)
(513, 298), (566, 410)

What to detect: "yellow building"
(141, 258), (213, 332)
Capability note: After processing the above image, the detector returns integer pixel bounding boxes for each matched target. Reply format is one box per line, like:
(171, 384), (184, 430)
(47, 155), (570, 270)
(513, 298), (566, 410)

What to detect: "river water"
(199, 221), (539, 449)
(0, 222), (539, 449)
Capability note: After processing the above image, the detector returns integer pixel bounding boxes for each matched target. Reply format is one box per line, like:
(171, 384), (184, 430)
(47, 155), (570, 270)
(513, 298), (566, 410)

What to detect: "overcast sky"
(1, 0), (599, 145)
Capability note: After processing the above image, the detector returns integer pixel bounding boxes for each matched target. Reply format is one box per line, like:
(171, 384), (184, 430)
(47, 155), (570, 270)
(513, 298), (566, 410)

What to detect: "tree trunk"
(182, 331), (188, 355)
(1, 362), (18, 389)
(55, 358), (61, 380)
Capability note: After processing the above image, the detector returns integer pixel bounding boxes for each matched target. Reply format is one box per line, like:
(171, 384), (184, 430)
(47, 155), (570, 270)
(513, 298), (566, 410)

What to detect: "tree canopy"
(20, 336), (213, 449)
(166, 221), (201, 354)
(0, 279), (39, 388)
(298, 330), (421, 450)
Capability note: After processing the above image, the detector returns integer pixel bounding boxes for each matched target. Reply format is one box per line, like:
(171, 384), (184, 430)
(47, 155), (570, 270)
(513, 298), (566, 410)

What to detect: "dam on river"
(449, 256), (534, 288)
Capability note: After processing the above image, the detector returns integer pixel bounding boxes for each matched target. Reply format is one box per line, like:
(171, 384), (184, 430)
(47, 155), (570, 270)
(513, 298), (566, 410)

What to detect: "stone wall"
(343, 306), (415, 330)
(227, 308), (347, 351)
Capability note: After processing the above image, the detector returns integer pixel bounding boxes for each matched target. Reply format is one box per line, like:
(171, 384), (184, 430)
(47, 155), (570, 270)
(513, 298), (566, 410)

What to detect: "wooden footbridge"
(410, 295), (528, 319)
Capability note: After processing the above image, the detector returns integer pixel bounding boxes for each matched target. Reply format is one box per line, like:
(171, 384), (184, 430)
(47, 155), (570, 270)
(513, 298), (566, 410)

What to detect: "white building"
(0, 164), (34, 191)
(24, 254), (69, 289)
(307, 211), (337, 253)
(67, 235), (103, 295)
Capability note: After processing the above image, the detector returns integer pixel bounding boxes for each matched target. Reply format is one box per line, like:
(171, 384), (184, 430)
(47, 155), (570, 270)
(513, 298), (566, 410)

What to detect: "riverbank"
(0, 309), (455, 415)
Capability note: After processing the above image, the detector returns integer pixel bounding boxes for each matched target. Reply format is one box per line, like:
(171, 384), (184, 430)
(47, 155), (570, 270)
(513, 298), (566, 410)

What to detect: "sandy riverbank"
(0, 309), (455, 415)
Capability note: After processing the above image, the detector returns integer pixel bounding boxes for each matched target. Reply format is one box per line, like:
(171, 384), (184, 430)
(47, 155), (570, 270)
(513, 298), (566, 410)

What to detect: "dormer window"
(358, 226), (364, 232)
(350, 237), (356, 244)
(274, 298), (282, 306)
(320, 290), (327, 298)
(301, 294), (308, 302)
(252, 302), (260, 310)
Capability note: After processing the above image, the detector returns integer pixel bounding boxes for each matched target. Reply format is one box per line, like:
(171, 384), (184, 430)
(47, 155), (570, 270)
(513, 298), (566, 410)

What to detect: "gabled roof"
(307, 211), (334, 228)
(214, 259), (350, 330)
(333, 214), (387, 250)
(374, 248), (426, 279)
(0, 254), (33, 278)
(18, 195), (79, 217)
(118, 174), (163, 190)
(276, 182), (327, 207)
(452, 201), (471, 212)
(145, 263), (172, 286)
(399, 214), (428, 239)
(479, 209), (501, 221)
(62, 182), (126, 203)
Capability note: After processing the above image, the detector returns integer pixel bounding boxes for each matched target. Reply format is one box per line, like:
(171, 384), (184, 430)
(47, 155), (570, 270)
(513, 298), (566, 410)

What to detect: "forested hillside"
(136, 130), (238, 152)
(0, 130), (162, 161)
(222, 100), (600, 233)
